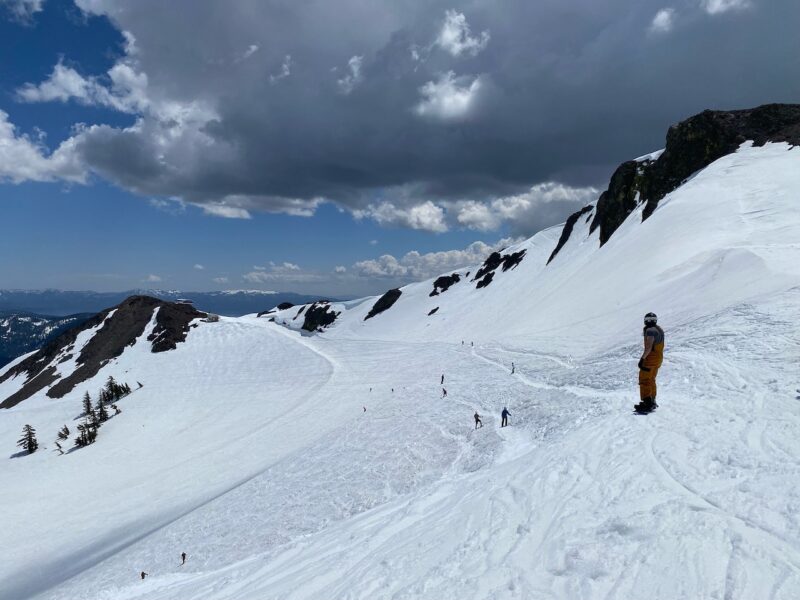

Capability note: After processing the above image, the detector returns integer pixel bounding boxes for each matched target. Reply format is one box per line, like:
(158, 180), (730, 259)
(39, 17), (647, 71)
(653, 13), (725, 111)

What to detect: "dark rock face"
(473, 249), (527, 288)
(550, 103), (800, 262)
(293, 306), (306, 321)
(365, 289), (402, 320)
(0, 311), (94, 368)
(257, 302), (294, 317)
(547, 205), (593, 264)
(0, 296), (205, 409)
(428, 307), (439, 316)
(430, 274), (461, 297)
(302, 302), (339, 332)
(607, 104), (800, 246)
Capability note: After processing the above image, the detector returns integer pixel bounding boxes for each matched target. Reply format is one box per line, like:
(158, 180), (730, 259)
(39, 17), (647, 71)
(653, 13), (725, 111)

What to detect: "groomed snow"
(0, 143), (799, 600)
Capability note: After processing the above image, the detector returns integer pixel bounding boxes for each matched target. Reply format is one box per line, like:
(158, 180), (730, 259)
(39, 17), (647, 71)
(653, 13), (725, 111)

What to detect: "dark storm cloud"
(44, 1), (800, 231)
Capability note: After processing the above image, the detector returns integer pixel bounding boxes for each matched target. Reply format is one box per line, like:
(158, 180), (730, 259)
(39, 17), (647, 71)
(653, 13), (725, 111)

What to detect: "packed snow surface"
(1, 143), (799, 599)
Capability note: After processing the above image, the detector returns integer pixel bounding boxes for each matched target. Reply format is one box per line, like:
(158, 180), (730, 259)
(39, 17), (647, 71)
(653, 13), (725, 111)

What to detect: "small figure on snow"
(137, 381), (143, 389)
(363, 406), (367, 412)
(501, 407), (511, 427)
(474, 412), (483, 429)
(181, 552), (187, 565)
(635, 312), (665, 413)
(511, 362), (515, 374)
(441, 374), (445, 385)
(140, 571), (148, 580)
(442, 388), (448, 398)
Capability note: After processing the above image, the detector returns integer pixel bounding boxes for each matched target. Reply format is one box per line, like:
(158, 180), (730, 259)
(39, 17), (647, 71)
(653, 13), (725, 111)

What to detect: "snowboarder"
(474, 412), (483, 429)
(635, 312), (665, 413)
(441, 374), (445, 385)
(140, 571), (148, 580)
(181, 552), (187, 565)
(442, 388), (448, 398)
(501, 407), (511, 427)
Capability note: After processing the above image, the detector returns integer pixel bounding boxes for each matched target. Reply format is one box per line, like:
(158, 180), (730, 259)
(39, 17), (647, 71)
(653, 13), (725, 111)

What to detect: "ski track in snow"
(9, 289), (796, 600)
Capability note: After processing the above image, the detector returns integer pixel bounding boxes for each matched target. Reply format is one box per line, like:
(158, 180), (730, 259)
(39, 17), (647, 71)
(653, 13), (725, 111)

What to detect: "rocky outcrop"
(547, 205), (594, 264)
(301, 302), (339, 332)
(473, 249), (527, 288)
(597, 103), (800, 243)
(0, 296), (205, 409)
(430, 274), (461, 297)
(428, 307), (439, 316)
(549, 104), (800, 262)
(365, 289), (402, 320)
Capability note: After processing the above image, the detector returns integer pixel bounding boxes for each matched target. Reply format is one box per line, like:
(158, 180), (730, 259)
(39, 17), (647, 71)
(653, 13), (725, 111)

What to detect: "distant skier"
(181, 552), (187, 565)
(441, 374), (445, 385)
(511, 362), (515, 374)
(442, 388), (448, 398)
(501, 407), (511, 427)
(474, 412), (483, 429)
(471, 341), (474, 347)
(635, 312), (665, 413)
(137, 381), (143, 388)
(140, 571), (148, 580)
(363, 406), (367, 412)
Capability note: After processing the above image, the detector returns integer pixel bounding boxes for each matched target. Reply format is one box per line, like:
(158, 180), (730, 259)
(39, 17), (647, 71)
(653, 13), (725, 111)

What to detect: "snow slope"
(1, 142), (799, 600)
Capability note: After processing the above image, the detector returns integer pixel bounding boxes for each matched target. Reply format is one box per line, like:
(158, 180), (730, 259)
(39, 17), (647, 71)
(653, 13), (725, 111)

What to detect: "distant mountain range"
(0, 289), (334, 318)
(0, 311), (94, 368)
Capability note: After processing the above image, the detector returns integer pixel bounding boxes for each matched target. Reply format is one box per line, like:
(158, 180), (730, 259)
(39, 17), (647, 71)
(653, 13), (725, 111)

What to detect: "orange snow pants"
(638, 344), (663, 401)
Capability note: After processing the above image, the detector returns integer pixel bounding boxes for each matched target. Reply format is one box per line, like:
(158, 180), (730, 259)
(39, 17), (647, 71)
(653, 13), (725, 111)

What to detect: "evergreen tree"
(95, 397), (109, 423)
(17, 424), (38, 454)
(57, 424), (70, 441)
(82, 392), (93, 416)
(74, 421), (98, 448)
(54, 441), (64, 455)
(111, 404), (121, 415)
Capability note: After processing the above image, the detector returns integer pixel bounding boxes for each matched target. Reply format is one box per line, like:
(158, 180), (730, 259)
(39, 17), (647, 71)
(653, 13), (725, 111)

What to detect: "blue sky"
(1, 0), (796, 295)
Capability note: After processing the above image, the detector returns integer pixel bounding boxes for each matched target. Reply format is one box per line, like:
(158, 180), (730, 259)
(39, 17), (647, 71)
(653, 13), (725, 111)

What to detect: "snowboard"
(633, 401), (658, 415)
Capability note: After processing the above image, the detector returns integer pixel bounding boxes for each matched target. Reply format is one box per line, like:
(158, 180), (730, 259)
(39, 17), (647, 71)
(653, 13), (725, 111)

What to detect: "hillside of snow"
(1, 140), (799, 600)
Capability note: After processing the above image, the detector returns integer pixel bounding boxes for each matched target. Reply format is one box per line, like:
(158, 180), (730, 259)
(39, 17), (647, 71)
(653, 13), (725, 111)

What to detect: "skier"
(441, 374), (445, 385)
(181, 552), (187, 565)
(363, 406), (367, 412)
(474, 412), (483, 429)
(511, 362), (515, 374)
(140, 571), (148, 580)
(635, 312), (665, 413)
(442, 388), (448, 398)
(501, 407), (511, 427)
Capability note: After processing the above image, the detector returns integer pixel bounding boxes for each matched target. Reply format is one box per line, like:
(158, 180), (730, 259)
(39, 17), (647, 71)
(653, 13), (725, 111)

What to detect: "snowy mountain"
(0, 311), (94, 368)
(0, 289), (331, 317)
(1, 104), (799, 600)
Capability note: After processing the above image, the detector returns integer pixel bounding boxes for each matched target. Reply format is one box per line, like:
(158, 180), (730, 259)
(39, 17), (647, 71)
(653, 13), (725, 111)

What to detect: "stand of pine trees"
(71, 378), (133, 450)
(17, 425), (38, 455)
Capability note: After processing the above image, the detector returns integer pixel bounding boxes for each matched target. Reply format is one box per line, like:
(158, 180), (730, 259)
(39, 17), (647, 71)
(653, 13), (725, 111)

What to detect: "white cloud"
(436, 9), (490, 57)
(201, 204), (252, 219)
(193, 264), (205, 270)
(0, 110), (85, 183)
(649, 8), (675, 33)
(17, 60), (149, 114)
(337, 55), (363, 94)
(415, 71), (485, 121)
(452, 182), (599, 235)
(144, 274), (162, 283)
(334, 265), (347, 273)
(241, 44), (260, 61)
(243, 261), (322, 284)
(369, 239), (378, 245)
(701, 0), (750, 15)
(352, 238), (519, 280)
(270, 54), (292, 82)
(354, 201), (448, 232)
(1, 0), (43, 22)
(213, 276), (229, 284)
